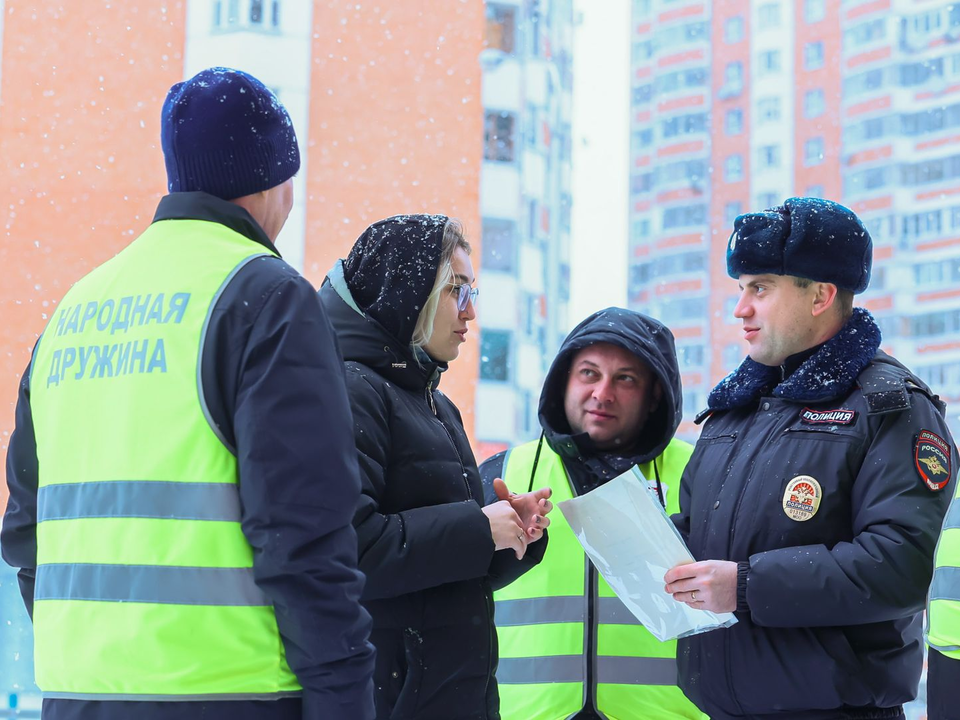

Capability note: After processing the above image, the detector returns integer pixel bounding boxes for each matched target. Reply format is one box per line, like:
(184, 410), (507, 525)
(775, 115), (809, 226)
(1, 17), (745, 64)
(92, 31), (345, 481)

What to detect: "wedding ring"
(691, 590), (698, 602)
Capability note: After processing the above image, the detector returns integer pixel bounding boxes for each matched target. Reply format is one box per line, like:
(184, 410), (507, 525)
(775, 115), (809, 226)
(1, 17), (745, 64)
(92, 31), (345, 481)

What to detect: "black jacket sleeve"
(1, 353), (39, 619)
(745, 391), (954, 628)
(346, 369), (497, 601)
(226, 266), (375, 719)
(478, 451), (548, 592)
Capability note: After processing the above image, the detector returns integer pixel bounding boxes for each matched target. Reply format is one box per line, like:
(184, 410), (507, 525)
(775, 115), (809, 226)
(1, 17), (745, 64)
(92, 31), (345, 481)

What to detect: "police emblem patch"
(915, 430), (951, 492)
(800, 407), (857, 426)
(782, 475), (822, 522)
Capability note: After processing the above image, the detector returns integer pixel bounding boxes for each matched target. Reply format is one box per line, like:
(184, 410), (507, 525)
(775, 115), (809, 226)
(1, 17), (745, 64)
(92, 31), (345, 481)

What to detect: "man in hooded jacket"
(480, 307), (705, 720)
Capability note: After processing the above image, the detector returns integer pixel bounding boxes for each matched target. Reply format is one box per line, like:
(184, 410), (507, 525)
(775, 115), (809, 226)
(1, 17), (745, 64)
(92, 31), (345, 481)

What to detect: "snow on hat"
(726, 197), (873, 294)
(161, 67), (300, 200)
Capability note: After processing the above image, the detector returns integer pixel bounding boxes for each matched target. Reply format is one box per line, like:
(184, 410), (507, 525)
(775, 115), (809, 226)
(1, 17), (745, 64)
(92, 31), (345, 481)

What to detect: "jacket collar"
(706, 307), (881, 412)
(153, 192), (279, 255)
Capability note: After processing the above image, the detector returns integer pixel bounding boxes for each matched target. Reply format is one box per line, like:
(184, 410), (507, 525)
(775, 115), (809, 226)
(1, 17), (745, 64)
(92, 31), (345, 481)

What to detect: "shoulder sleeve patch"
(859, 370), (910, 415)
(915, 430), (952, 492)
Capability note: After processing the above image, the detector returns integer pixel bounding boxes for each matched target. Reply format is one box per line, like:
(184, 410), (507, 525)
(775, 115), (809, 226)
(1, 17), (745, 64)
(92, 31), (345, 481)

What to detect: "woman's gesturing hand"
(491, 478), (552, 543)
(482, 500), (527, 560)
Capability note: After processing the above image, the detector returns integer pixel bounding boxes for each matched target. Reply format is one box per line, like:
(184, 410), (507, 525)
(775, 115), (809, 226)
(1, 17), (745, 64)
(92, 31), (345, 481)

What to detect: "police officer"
(1, 68), (375, 720)
(481, 307), (705, 719)
(665, 198), (955, 720)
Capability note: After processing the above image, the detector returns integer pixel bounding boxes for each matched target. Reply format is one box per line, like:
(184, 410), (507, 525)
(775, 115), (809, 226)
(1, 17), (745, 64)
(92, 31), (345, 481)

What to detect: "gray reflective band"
(37, 481), (241, 523)
(596, 656), (678, 686)
(596, 596), (643, 625)
(931, 566), (960, 602)
(497, 655), (676, 686)
(495, 596), (585, 626)
(943, 501), (960, 531)
(497, 655), (585, 684)
(35, 564), (270, 606)
(44, 691), (302, 702)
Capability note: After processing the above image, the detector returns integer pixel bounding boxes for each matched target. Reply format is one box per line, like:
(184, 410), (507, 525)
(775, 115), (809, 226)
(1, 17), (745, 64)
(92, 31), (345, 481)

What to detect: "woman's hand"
(482, 500), (527, 559)
(491, 478), (552, 543)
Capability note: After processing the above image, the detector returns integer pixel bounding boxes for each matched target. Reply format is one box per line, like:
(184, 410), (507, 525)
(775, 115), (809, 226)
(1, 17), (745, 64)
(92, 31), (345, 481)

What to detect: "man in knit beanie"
(2, 67), (375, 720)
(662, 198), (954, 719)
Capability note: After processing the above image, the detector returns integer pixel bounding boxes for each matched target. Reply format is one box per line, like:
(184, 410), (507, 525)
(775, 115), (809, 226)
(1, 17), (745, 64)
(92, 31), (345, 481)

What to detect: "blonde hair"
(411, 218), (471, 351)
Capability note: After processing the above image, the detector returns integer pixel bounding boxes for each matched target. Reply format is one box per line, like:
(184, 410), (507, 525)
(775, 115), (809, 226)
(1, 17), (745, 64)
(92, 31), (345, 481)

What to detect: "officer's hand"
(663, 560), (738, 613)
(492, 478), (552, 543)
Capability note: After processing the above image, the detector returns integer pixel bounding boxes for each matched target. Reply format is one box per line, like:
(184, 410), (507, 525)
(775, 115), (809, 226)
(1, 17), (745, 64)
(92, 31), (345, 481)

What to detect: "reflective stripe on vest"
(38, 480), (241, 522)
(929, 477), (960, 657)
(34, 564), (269, 606)
(497, 656), (677, 686)
(494, 438), (705, 720)
(28, 219), (301, 699)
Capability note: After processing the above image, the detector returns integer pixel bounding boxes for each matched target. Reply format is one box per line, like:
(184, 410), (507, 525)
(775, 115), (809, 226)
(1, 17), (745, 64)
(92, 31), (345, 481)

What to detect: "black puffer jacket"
(319, 216), (541, 720)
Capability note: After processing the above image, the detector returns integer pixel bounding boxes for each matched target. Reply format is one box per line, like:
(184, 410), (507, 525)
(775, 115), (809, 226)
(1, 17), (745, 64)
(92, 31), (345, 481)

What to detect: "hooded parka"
(319, 215), (544, 720)
(480, 308), (703, 719)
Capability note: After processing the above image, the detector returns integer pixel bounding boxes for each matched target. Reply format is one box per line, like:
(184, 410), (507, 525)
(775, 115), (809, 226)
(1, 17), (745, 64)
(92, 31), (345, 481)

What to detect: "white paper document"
(559, 467), (737, 642)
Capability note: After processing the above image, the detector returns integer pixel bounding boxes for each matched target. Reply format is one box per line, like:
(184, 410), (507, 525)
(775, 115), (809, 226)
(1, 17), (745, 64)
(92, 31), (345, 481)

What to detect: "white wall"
(569, 0), (630, 330)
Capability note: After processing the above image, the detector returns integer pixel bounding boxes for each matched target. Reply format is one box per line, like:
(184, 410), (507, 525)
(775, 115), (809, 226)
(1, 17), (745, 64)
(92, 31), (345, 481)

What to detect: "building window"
(484, 111), (516, 162)
(758, 50), (781, 74)
(723, 343), (743, 369)
(806, 184), (825, 198)
(725, 202), (743, 224)
(805, 0), (826, 23)
(757, 192), (780, 209)
(725, 154), (744, 182)
(480, 330), (512, 381)
(804, 88), (825, 118)
(271, 0), (280, 27)
(804, 137), (825, 166)
(683, 389), (706, 416)
(724, 16), (744, 43)
(662, 204), (708, 229)
(758, 145), (781, 170)
(720, 62), (744, 98)
(758, 96), (781, 123)
(677, 344), (705, 368)
(482, 219), (517, 271)
(804, 41), (825, 70)
(758, 3), (780, 29)
(250, 0), (263, 24)
(228, 0), (240, 24)
(213, 0), (222, 27)
(486, 3), (517, 54)
(725, 108), (743, 135)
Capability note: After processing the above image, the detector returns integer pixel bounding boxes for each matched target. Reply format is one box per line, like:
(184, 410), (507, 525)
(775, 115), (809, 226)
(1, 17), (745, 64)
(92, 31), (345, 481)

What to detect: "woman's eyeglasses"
(450, 283), (479, 312)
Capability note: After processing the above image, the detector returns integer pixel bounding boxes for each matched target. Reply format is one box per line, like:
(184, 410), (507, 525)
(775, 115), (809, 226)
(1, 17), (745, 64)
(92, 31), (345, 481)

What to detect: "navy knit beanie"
(161, 67), (300, 200)
(726, 197), (873, 294)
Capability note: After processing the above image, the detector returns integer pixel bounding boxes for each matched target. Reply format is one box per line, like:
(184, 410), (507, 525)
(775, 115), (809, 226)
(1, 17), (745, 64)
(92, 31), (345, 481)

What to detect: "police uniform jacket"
(673, 308), (956, 720)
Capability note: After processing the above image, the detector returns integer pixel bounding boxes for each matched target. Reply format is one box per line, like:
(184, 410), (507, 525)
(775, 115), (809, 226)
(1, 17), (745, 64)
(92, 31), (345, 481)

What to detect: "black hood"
(341, 213), (447, 346)
(320, 214), (451, 391)
(539, 307), (683, 464)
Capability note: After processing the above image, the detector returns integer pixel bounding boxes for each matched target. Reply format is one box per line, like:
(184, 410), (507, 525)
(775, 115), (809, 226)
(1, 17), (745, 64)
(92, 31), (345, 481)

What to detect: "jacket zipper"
(586, 562), (600, 716)
(425, 383), (472, 500)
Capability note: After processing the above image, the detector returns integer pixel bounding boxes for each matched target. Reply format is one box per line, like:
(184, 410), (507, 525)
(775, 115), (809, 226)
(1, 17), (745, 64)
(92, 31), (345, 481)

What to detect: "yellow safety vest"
(494, 437), (704, 720)
(929, 480), (960, 659)
(29, 218), (301, 700)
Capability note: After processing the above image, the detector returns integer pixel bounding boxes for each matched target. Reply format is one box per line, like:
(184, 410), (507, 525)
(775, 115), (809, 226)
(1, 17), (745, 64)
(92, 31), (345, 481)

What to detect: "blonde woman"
(319, 214), (552, 719)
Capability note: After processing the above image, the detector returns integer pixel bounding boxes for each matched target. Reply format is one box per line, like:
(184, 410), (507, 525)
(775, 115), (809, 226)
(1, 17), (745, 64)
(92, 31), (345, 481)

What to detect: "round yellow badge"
(782, 475), (822, 522)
